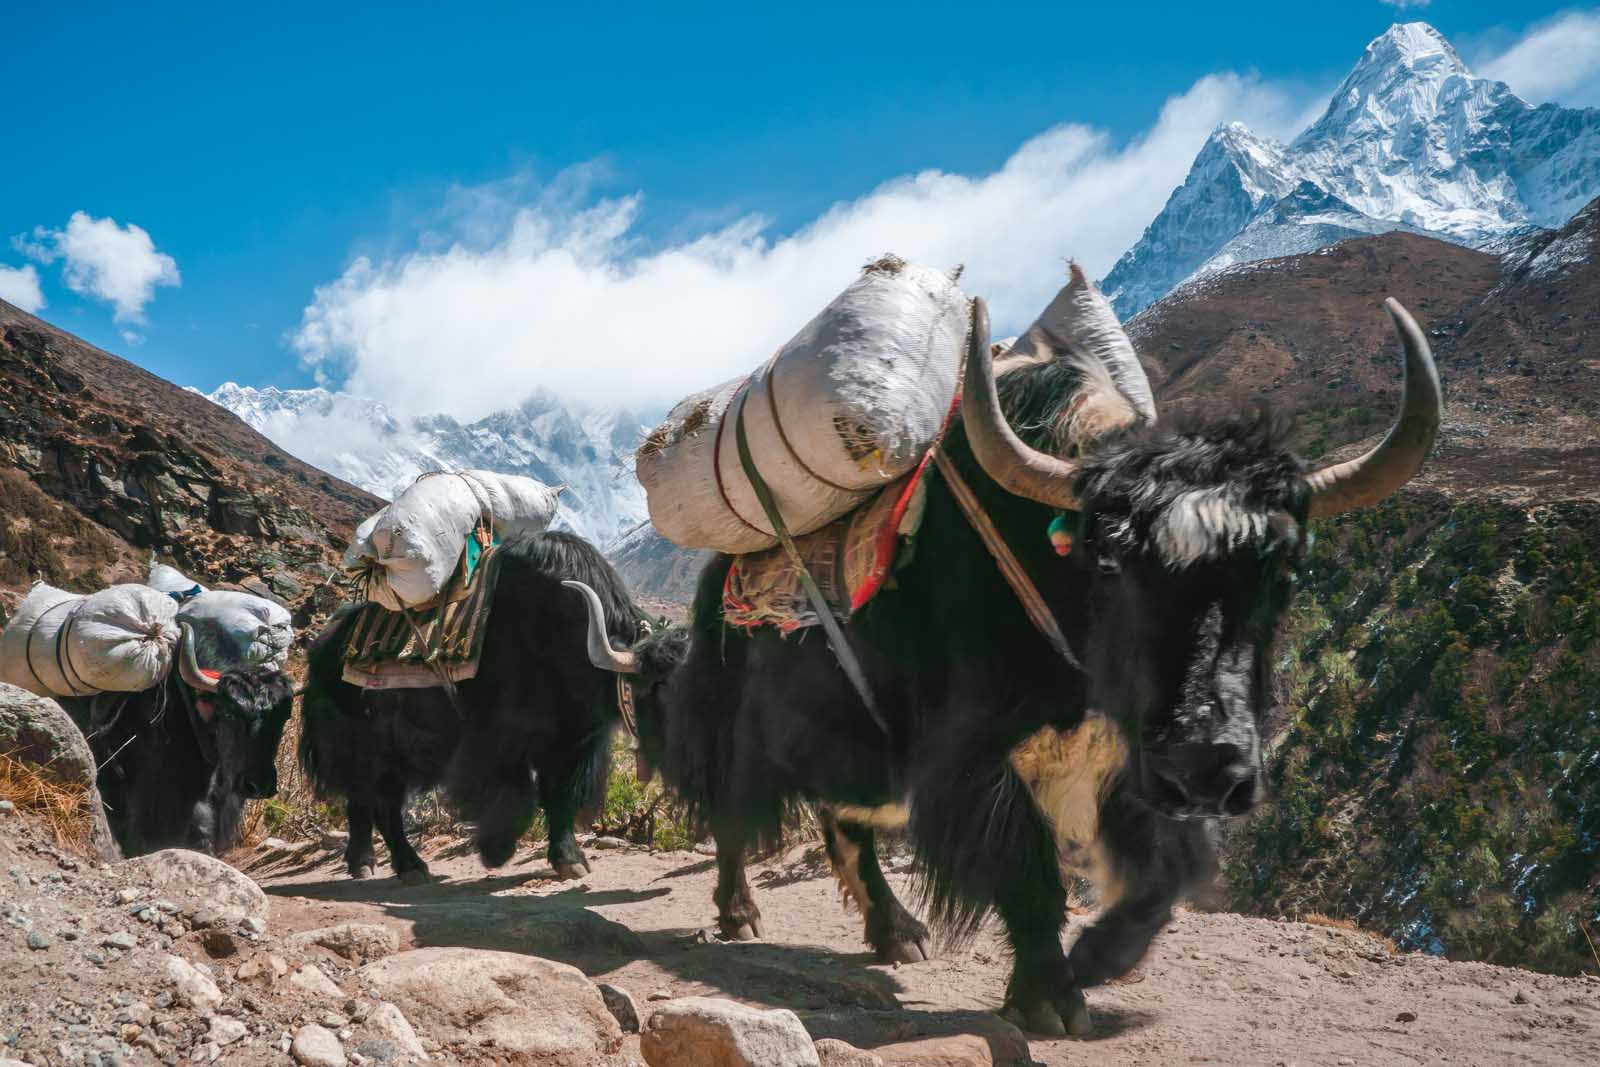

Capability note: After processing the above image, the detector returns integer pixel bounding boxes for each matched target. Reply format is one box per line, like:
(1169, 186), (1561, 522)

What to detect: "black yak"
(68, 626), (293, 856)
(569, 291), (1442, 1036)
(298, 530), (648, 883)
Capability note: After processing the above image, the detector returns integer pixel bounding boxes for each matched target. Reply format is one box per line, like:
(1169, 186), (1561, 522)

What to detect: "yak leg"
(373, 785), (430, 885)
(472, 765), (538, 870)
(1064, 787), (1214, 988)
(345, 802), (378, 879)
(819, 809), (931, 963)
(711, 826), (764, 941)
(913, 756), (1084, 1038)
(537, 741), (603, 880)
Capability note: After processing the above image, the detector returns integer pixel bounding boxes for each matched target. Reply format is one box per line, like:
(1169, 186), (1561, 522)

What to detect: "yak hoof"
(880, 937), (932, 965)
(349, 864), (376, 880)
(398, 868), (432, 886)
(720, 917), (762, 942)
(1061, 989), (1093, 1037)
(554, 860), (591, 881)
(1020, 1000), (1067, 1038)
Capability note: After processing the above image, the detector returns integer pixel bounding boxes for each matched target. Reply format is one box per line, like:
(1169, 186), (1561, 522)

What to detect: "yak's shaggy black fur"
(300, 530), (646, 881)
(69, 665), (293, 857)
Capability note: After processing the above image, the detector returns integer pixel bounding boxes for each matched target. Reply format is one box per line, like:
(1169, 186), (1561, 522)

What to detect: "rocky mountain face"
(0, 299), (381, 621)
(206, 384), (648, 548)
(1103, 22), (1600, 317)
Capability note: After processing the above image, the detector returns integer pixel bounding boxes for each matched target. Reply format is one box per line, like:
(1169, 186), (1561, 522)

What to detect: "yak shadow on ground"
(263, 844), (1165, 1060)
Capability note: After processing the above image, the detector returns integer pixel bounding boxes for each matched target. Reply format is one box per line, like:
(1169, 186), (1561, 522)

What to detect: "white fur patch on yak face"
(1009, 715), (1128, 905)
(1153, 488), (1280, 570)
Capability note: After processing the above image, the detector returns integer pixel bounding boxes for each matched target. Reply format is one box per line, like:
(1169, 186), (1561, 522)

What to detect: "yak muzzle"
(1144, 742), (1261, 818)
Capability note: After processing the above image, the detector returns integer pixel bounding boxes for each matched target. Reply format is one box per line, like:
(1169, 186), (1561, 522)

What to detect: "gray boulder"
(359, 947), (623, 1065)
(641, 997), (819, 1067)
(0, 681), (119, 860)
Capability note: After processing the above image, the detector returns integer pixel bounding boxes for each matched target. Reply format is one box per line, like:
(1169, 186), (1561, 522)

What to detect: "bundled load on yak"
(342, 470), (563, 611)
(0, 582), (180, 698)
(637, 255), (970, 554)
(146, 560), (294, 671)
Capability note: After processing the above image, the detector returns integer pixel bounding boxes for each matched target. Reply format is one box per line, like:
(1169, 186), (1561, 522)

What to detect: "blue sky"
(2, 1), (1596, 415)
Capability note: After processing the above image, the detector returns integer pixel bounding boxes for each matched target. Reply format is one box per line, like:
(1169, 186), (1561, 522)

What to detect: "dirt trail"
(253, 836), (1599, 1066)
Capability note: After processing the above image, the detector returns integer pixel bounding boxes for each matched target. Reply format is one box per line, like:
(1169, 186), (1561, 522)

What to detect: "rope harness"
(932, 449), (1083, 671)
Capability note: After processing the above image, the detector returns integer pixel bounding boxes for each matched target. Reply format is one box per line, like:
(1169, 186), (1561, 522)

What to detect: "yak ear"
(1001, 262), (1157, 452)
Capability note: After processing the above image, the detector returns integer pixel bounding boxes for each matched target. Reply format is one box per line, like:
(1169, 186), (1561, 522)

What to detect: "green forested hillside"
(1228, 494), (1600, 973)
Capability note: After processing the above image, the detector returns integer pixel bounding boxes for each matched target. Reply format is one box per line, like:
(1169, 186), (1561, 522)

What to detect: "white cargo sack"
(147, 560), (207, 603)
(179, 592), (293, 672)
(144, 559), (292, 671)
(343, 470), (562, 610)
(637, 256), (969, 553)
(0, 583), (179, 698)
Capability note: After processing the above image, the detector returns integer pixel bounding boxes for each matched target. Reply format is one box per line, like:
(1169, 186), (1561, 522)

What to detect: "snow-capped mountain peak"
(205, 383), (649, 547)
(1102, 21), (1600, 318)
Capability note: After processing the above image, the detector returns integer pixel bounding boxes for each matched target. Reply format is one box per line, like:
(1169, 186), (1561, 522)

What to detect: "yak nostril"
(1218, 768), (1259, 816)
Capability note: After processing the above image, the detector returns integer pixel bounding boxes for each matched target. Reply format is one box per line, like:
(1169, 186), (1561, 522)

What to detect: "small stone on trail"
(364, 1002), (426, 1060)
(1512, 989), (1530, 1004)
(287, 922), (400, 961)
(288, 963), (345, 1002)
(26, 931), (51, 951)
(102, 931), (139, 951)
(598, 982), (641, 1033)
(816, 1038), (887, 1066)
(236, 953), (289, 984)
(208, 1017), (248, 1046)
(641, 996), (819, 1067)
(353, 1040), (397, 1063)
(1395, 1010), (1417, 1023)
(589, 836), (629, 850)
(648, 991), (673, 1001)
(114, 887), (141, 904)
(292, 1024), (347, 1067)
(877, 1034), (1003, 1067)
(0, 799), (14, 813)
(163, 954), (223, 1013)
(124, 850), (268, 927)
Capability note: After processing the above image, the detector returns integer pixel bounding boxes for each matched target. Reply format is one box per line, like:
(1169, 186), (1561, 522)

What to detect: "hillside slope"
(0, 299), (382, 617)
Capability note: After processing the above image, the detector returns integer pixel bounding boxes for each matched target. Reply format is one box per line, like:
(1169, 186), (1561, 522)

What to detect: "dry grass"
(0, 748), (95, 851)
(1302, 911), (1400, 954)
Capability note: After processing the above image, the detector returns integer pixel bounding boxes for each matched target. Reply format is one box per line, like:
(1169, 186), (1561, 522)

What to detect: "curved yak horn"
(1305, 298), (1442, 518)
(562, 580), (640, 674)
(962, 296), (1084, 510)
(176, 624), (221, 693)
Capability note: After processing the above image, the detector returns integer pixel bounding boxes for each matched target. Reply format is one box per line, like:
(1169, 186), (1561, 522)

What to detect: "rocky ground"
(3, 810), (1596, 1067)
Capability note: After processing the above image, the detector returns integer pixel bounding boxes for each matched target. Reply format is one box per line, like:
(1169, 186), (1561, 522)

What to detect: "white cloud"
(295, 73), (1309, 419)
(22, 212), (180, 322)
(1379, 0), (1431, 10)
(0, 264), (45, 313)
(1479, 9), (1600, 106)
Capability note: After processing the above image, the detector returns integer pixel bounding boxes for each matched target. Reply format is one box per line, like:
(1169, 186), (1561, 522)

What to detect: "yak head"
(176, 624), (294, 800)
(559, 581), (690, 780)
(962, 286), (1440, 820)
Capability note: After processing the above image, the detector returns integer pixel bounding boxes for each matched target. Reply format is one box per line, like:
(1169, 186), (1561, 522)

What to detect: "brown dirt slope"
(1128, 224), (1600, 503)
(0, 299), (382, 617)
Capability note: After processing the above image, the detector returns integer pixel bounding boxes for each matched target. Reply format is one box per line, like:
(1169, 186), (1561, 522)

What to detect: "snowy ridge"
(204, 383), (649, 547)
(1103, 22), (1600, 317)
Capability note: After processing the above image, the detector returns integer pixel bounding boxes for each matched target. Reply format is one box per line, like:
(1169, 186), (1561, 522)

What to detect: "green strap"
(733, 391), (891, 737)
